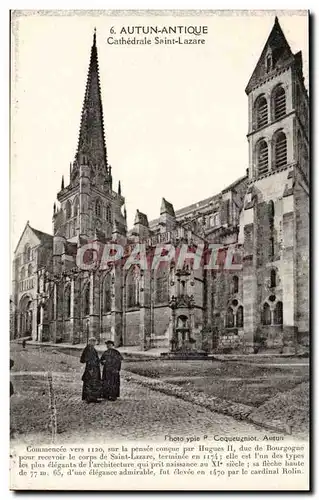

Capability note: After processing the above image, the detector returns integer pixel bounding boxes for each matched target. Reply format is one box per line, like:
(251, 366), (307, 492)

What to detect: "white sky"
(10, 10), (308, 256)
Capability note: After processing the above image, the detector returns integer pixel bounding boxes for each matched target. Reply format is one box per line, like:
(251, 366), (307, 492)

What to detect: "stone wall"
(124, 310), (140, 346)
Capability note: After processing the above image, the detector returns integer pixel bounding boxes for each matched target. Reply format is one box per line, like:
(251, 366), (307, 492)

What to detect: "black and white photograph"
(9, 10), (310, 491)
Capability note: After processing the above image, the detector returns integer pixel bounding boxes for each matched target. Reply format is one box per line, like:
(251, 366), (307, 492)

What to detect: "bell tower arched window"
(257, 139), (269, 175)
(255, 95), (268, 128)
(273, 85), (286, 120)
(274, 131), (287, 169)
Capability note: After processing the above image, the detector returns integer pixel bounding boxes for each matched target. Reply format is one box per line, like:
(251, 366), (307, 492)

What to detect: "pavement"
(10, 369), (268, 445)
(10, 341), (308, 442)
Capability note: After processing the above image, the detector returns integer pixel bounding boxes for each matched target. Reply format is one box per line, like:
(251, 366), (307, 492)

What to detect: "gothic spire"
(75, 29), (107, 169)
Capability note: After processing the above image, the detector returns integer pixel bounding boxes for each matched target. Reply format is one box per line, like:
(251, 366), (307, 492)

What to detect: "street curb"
(122, 370), (291, 435)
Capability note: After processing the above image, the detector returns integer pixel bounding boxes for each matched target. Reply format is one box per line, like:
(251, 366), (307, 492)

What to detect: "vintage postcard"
(9, 9), (310, 491)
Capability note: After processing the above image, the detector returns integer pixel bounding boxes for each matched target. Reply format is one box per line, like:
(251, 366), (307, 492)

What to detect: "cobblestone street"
(10, 344), (268, 444)
(11, 370), (267, 445)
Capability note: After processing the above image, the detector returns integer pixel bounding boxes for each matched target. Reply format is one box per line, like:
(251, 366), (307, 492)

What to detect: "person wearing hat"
(100, 340), (123, 401)
(80, 337), (101, 403)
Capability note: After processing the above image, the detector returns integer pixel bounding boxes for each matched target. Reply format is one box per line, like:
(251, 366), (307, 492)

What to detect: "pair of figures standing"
(80, 338), (123, 403)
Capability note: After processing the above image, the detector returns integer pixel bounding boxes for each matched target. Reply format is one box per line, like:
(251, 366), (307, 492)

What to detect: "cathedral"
(11, 18), (309, 354)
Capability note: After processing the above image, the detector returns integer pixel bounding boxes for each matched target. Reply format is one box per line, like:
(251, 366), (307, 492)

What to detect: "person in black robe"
(100, 340), (123, 401)
(80, 337), (101, 403)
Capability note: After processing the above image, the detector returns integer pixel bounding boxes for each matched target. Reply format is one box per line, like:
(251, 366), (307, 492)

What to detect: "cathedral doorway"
(19, 295), (33, 337)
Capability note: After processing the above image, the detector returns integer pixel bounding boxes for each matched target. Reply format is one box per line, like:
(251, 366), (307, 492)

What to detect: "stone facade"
(11, 19), (309, 353)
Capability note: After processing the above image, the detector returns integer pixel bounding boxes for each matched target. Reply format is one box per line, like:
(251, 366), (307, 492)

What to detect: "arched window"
(27, 264), (33, 277)
(255, 95), (268, 128)
(236, 306), (244, 328)
(24, 244), (31, 263)
(106, 205), (111, 223)
(270, 269), (276, 288)
(155, 269), (169, 304)
(103, 274), (111, 313)
(232, 276), (239, 294)
(64, 285), (71, 318)
(262, 302), (271, 325)
(95, 199), (101, 218)
(274, 301), (283, 325)
(126, 267), (140, 308)
(226, 307), (234, 328)
(273, 85), (286, 120)
(274, 131), (287, 169)
(83, 282), (90, 316)
(65, 200), (71, 219)
(257, 140), (269, 175)
(73, 197), (79, 217)
(20, 267), (25, 281)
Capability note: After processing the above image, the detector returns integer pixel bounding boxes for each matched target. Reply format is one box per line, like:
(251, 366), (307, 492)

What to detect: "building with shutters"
(11, 18), (309, 353)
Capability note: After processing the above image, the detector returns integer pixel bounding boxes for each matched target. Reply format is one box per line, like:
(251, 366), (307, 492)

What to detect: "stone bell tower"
(241, 17), (309, 353)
